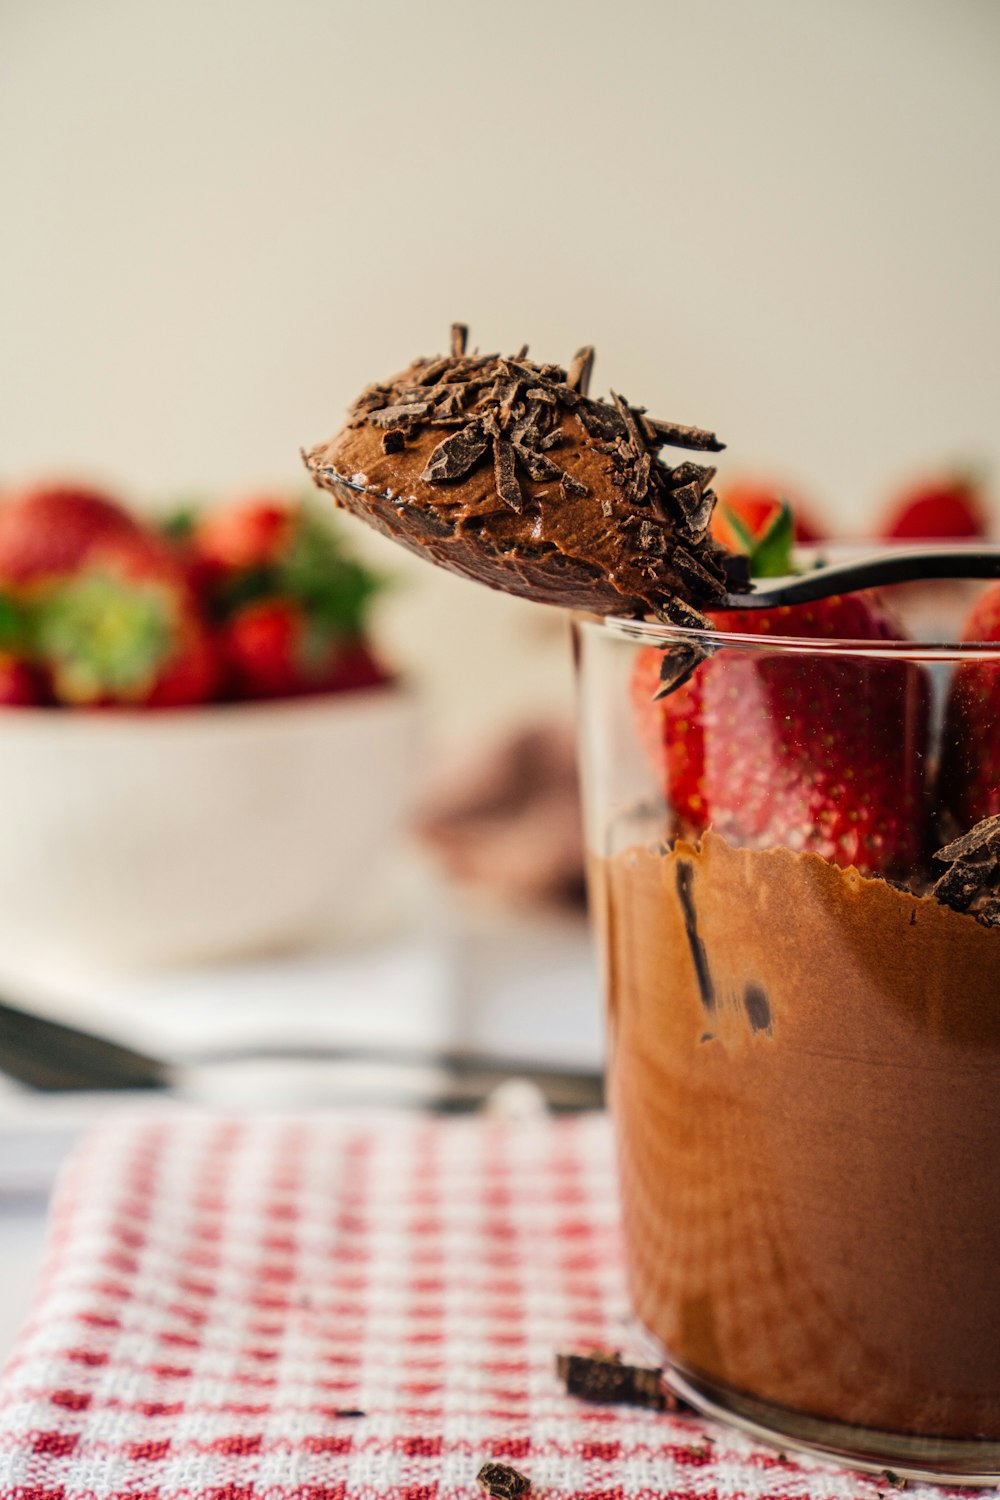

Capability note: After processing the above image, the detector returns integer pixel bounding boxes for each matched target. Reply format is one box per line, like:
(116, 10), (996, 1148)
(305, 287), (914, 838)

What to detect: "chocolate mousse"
(591, 824), (1000, 1448)
(303, 325), (745, 625)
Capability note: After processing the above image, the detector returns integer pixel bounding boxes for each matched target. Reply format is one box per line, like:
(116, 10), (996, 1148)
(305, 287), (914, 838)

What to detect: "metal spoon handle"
(721, 544), (1000, 611)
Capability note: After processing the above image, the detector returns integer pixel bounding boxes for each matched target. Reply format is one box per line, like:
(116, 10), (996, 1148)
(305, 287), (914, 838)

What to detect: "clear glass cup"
(574, 587), (1000, 1482)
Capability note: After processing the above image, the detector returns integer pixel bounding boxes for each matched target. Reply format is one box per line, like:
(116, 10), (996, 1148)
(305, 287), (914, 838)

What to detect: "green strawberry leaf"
(719, 505), (757, 557)
(213, 564), (278, 618)
(0, 593), (28, 653)
(277, 507), (387, 634)
(747, 501), (796, 579)
(208, 502), (389, 638)
(160, 502), (203, 539)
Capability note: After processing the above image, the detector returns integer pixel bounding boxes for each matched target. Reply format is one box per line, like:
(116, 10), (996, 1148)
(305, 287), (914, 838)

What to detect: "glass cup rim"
(576, 611), (1000, 662)
(577, 539), (1000, 659)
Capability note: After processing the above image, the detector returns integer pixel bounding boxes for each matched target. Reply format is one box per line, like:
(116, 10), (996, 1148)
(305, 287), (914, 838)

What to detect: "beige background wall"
(3, 0), (999, 741)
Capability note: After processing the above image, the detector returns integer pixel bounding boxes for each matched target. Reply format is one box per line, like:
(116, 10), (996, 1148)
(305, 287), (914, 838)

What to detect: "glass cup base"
(633, 1329), (1000, 1485)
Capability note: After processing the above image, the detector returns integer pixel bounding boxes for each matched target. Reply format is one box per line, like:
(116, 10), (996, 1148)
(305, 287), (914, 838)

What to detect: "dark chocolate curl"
(421, 422), (489, 482)
(556, 1350), (667, 1411)
(654, 643), (710, 697)
(514, 444), (564, 483)
(671, 462), (716, 492)
(567, 345), (595, 396)
(476, 1464), (530, 1500)
(672, 483), (717, 542)
(493, 436), (525, 511)
(370, 402), (430, 429)
(647, 418), (725, 453)
(936, 814), (1000, 863)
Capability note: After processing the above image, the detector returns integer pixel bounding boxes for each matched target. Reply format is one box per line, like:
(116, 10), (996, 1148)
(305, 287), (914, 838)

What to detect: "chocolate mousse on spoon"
(303, 323), (747, 629)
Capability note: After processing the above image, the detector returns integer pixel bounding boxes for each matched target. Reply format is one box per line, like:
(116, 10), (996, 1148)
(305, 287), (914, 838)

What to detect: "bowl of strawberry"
(576, 504), (1000, 1477)
(0, 483), (413, 973)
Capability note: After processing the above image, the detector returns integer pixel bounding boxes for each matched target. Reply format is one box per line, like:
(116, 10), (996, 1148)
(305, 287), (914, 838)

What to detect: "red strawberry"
(937, 585), (1000, 829)
(711, 480), (824, 552)
(192, 496), (294, 576)
(220, 597), (390, 701)
(0, 654), (45, 706)
(631, 510), (929, 878)
(878, 473), (990, 541)
(34, 531), (219, 708)
(0, 483), (140, 585)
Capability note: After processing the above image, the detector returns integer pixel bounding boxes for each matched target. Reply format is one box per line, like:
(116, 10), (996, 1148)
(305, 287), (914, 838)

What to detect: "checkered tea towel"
(0, 1110), (973, 1500)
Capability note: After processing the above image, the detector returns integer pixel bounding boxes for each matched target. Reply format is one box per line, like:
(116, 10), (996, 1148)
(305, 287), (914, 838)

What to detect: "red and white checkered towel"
(0, 1111), (973, 1500)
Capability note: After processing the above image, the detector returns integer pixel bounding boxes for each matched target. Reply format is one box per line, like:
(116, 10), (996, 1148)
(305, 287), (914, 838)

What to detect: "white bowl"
(0, 685), (418, 976)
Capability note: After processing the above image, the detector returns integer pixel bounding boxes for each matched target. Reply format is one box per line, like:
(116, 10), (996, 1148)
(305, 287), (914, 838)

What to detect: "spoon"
(0, 994), (602, 1110)
(719, 544), (1000, 612)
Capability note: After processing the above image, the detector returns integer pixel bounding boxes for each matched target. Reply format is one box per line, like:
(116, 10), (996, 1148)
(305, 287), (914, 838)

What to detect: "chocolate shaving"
(476, 1463), (530, 1500)
(370, 402), (430, 429)
(514, 444), (563, 484)
(612, 392), (653, 507)
(656, 597), (713, 631)
(381, 430), (405, 455)
(671, 482), (709, 519)
(493, 436), (525, 512)
(936, 814), (1000, 863)
(450, 323), (468, 358)
(576, 402), (626, 443)
(672, 485), (717, 544)
(638, 519), (666, 555)
(672, 544), (728, 599)
(647, 418), (725, 453)
(566, 345), (595, 396)
(422, 422), (489, 483)
(654, 642), (710, 696)
(932, 814), (1000, 925)
(509, 401), (545, 448)
(933, 851), (996, 904)
(556, 1349), (670, 1411)
(416, 357), (452, 385)
(671, 462), (716, 492)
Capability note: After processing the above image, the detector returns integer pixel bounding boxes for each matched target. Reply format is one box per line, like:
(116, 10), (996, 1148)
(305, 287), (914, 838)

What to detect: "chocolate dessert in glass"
(305, 328), (1000, 1479)
(576, 574), (1000, 1479)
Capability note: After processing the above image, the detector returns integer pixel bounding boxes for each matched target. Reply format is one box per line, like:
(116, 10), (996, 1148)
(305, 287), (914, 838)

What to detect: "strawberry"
(878, 472), (990, 541)
(711, 480), (824, 553)
(33, 530), (219, 708)
(631, 508), (929, 877)
(0, 483), (140, 585)
(185, 495), (388, 701)
(0, 654), (45, 706)
(191, 496), (294, 577)
(937, 585), (1000, 829)
(219, 597), (389, 700)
